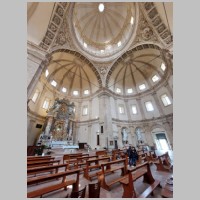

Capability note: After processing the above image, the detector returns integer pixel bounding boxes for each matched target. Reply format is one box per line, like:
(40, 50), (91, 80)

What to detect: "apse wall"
(27, 71), (173, 149)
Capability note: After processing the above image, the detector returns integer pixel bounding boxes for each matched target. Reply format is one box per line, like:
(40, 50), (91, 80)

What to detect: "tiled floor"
(27, 149), (173, 198)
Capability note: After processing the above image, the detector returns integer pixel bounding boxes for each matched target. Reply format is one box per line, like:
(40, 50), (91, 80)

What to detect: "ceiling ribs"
(68, 66), (79, 95)
(129, 63), (137, 93)
(123, 64), (128, 95)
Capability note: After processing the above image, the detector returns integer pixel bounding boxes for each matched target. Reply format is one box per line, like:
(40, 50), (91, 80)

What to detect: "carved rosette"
(136, 14), (158, 43)
(52, 18), (76, 51)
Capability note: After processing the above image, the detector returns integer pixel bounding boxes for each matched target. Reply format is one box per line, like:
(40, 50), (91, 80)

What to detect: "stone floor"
(27, 148), (173, 198)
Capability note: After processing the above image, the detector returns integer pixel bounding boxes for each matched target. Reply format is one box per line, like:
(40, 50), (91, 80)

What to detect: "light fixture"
(98, 3), (104, 12)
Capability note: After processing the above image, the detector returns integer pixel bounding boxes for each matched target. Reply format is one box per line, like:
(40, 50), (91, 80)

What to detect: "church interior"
(27, 2), (173, 198)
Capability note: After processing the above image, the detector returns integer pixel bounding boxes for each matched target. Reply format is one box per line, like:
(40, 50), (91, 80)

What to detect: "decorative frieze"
(141, 2), (173, 47)
(39, 2), (70, 51)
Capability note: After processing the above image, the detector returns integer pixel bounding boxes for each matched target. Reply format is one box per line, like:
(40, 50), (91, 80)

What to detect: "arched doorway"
(151, 127), (171, 150)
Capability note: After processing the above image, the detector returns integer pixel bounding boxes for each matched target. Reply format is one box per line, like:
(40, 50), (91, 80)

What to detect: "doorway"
(155, 133), (170, 150)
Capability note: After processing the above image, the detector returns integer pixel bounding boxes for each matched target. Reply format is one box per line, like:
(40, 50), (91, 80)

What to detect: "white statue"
(136, 128), (143, 141)
(122, 128), (128, 141)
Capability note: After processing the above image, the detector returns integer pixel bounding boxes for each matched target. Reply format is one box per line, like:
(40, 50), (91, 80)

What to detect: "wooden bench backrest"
(96, 150), (107, 157)
(128, 162), (154, 184)
(27, 163), (68, 175)
(27, 168), (80, 185)
(27, 155), (52, 160)
(158, 152), (171, 166)
(101, 158), (127, 174)
(86, 156), (110, 165)
(27, 158), (55, 163)
(27, 160), (60, 168)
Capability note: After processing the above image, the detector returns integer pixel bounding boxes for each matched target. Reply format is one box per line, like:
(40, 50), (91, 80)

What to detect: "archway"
(151, 127), (171, 151)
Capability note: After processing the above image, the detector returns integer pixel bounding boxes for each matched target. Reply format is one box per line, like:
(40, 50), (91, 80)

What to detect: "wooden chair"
(67, 186), (86, 198)
(88, 181), (101, 198)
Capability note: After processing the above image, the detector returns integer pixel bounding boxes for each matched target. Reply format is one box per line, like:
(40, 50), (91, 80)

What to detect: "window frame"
(161, 94), (172, 107)
(32, 89), (40, 103)
(152, 75), (159, 82)
(145, 101), (154, 112)
(82, 105), (88, 116)
(42, 98), (50, 110)
(131, 104), (137, 115)
(118, 104), (125, 114)
(139, 84), (146, 91)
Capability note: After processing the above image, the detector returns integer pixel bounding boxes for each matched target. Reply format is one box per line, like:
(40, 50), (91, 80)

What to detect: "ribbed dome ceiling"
(71, 2), (138, 61)
(45, 51), (101, 97)
(107, 47), (166, 95)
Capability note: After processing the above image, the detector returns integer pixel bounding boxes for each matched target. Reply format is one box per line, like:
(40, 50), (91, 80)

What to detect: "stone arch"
(47, 48), (103, 88)
(150, 123), (171, 150)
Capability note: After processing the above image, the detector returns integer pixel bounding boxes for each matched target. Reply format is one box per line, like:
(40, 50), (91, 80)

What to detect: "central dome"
(72, 2), (139, 62)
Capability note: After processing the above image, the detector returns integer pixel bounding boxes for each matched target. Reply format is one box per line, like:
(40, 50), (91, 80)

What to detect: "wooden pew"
(153, 152), (173, 172)
(27, 160), (60, 168)
(120, 162), (160, 198)
(137, 153), (148, 165)
(27, 157), (55, 163)
(27, 155), (52, 161)
(63, 155), (98, 170)
(111, 149), (124, 161)
(83, 157), (110, 181)
(97, 158), (128, 191)
(63, 153), (89, 164)
(27, 168), (80, 198)
(27, 163), (68, 177)
(96, 150), (108, 157)
(75, 155), (98, 168)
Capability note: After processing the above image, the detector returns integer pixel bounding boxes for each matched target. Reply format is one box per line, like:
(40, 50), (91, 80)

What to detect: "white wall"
(128, 99), (143, 121)
(141, 95), (160, 119)
(156, 87), (173, 115)
(92, 97), (99, 119)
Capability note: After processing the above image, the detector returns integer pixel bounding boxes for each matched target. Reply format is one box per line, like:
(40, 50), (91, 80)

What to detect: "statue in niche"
(47, 98), (61, 115)
(122, 128), (128, 144)
(135, 128), (143, 144)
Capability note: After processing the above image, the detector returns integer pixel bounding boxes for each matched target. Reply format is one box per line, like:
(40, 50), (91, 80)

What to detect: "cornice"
(112, 113), (173, 124)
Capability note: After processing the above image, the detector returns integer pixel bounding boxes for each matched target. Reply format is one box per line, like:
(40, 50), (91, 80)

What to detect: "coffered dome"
(71, 2), (139, 62)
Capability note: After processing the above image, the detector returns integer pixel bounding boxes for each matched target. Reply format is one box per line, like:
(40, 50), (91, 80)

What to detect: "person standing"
(131, 146), (138, 166)
(127, 146), (134, 166)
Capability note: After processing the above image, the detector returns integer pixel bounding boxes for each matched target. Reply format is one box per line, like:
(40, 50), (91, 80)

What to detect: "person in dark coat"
(127, 146), (138, 167)
(131, 146), (138, 166)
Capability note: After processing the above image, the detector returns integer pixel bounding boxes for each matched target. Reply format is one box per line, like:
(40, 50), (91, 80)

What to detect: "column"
(87, 125), (92, 146)
(124, 99), (131, 121)
(136, 98), (145, 119)
(152, 92), (165, 116)
(114, 97), (119, 119)
(164, 82), (173, 99)
(89, 99), (92, 120)
(117, 125), (123, 148)
(44, 116), (53, 136)
(27, 53), (51, 99)
(163, 121), (173, 149)
(27, 119), (36, 145)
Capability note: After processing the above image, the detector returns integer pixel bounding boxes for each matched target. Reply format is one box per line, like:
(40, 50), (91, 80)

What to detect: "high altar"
(37, 98), (77, 148)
